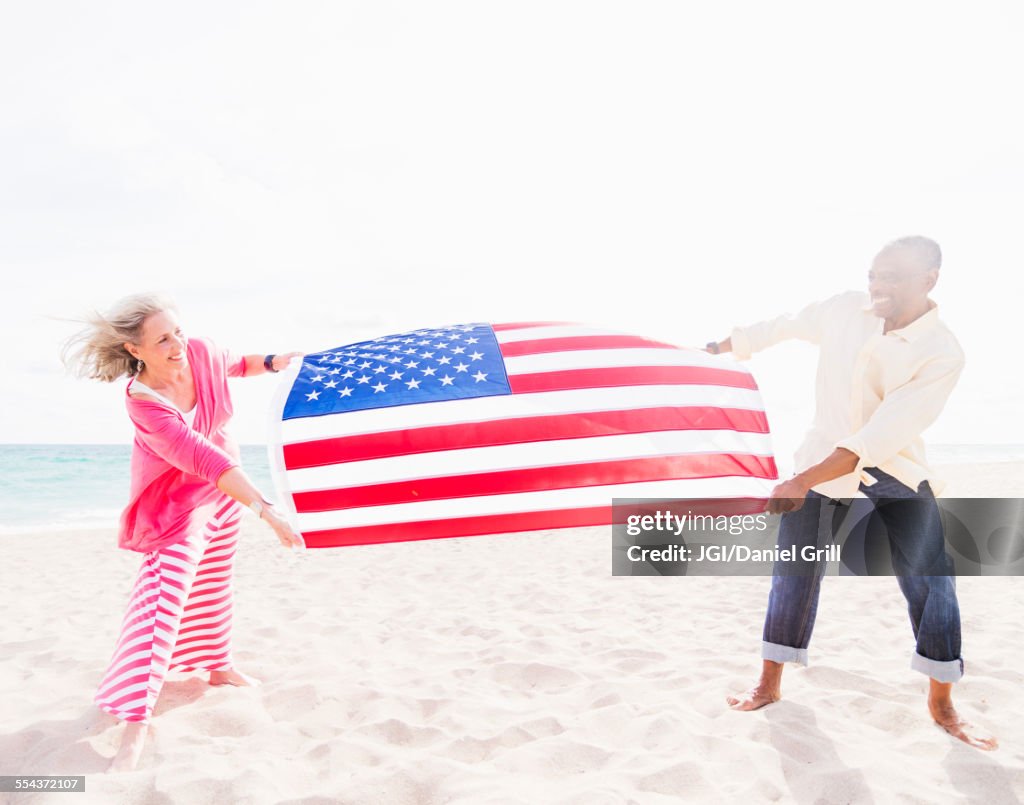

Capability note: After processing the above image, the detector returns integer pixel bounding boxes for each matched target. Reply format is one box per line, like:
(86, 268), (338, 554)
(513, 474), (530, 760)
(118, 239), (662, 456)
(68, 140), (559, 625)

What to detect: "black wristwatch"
(264, 354), (278, 373)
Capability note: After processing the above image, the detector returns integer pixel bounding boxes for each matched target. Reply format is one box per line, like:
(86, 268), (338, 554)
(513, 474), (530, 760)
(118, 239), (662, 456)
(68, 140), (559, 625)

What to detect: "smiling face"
(867, 246), (938, 322)
(123, 309), (188, 373)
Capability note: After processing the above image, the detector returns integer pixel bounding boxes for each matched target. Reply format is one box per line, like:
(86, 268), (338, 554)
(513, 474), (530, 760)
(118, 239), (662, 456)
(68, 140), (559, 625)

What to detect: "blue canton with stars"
(282, 323), (513, 420)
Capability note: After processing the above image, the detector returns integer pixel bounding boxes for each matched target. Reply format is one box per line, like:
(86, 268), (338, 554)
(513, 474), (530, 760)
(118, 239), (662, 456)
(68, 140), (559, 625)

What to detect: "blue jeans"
(761, 467), (964, 682)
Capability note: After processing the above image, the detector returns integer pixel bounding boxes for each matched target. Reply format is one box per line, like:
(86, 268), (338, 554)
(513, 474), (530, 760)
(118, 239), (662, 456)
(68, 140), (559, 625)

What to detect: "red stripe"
(302, 497), (768, 547)
(180, 600), (231, 626)
(293, 454), (778, 512)
(491, 322), (572, 331)
(170, 652), (230, 668)
(173, 624), (231, 648)
(499, 335), (678, 357)
(283, 406), (768, 469)
(508, 366), (758, 393)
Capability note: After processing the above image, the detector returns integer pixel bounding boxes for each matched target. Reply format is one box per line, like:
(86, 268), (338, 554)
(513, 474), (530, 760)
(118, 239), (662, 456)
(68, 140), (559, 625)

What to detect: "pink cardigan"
(118, 337), (247, 553)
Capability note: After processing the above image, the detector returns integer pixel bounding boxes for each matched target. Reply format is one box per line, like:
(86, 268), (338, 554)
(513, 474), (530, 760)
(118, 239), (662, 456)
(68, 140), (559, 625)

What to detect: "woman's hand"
(271, 352), (304, 372)
(262, 505), (306, 550)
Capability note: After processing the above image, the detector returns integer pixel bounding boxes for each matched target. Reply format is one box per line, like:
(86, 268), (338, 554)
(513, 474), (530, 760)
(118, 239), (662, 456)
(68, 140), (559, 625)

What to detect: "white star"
(344, 358), (356, 366)
(311, 374), (324, 382)
(372, 382), (388, 393)
(420, 351), (434, 359)
(328, 368), (341, 375)
(389, 370), (404, 380)
(374, 365), (387, 374)
(405, 348), (418, 354)
(434, 342), (448, 349)
(437, 355), (452, 365)
(448, 334), (462, 340)
(359, 361), (372, 369)
(451, 346), (466, 354)
(404, 360), (420, 369)
(389, 357), (403, 364)
(421, 366), (437, 376)
(339, 387), (353, 397)
(469, 351), (483, 361)
(454, 362), (469, 372)
(341, 369), (355, 379)
(472, 371), (488, 382)
(323, 379), (338, 389)
(405, 378), (421, 389)
(439, 374), (455, 386)
(357, 375), (371, 384)
(466, 337), (479, 344)
(306, 390), (321, 401)
(417, 339), (431, 346)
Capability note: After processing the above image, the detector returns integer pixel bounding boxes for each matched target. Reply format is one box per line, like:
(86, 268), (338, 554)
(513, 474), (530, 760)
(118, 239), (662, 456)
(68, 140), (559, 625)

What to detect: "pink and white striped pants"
(95, 497), (242, 723)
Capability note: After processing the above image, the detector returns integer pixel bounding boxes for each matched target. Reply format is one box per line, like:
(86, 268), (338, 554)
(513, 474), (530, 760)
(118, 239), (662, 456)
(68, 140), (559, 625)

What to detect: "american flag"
(267, 322), (778, 548)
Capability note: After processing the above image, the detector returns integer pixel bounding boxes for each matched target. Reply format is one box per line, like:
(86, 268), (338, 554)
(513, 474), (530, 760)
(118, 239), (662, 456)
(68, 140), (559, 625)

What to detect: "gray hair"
(879, 235), (942, 272)
(61, 293), (178, 382)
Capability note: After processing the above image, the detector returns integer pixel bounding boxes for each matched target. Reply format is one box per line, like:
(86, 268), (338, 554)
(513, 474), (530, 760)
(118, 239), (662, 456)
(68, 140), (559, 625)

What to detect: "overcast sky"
(2, 1), (1021, 460)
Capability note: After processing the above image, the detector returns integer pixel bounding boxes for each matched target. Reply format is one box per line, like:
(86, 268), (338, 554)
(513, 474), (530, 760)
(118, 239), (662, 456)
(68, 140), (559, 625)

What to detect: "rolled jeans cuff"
(762, 641), (808, 667)
(911, 651), (964, 683)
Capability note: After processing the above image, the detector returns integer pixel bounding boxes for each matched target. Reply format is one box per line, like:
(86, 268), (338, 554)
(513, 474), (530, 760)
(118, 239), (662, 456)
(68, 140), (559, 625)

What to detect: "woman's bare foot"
(209, 668), (261, 687)
(929, 681), (998, 751)
(108, 722), (148, 773)
(727, 659), (784, 711)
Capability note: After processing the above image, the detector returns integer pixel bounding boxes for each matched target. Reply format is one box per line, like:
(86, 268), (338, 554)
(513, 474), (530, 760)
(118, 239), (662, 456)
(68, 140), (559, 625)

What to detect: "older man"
(709, 236), (996, 751)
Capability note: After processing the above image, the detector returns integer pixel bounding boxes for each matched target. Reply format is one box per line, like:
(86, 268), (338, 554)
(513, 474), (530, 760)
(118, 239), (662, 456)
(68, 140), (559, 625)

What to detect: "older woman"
(63, 293), (304, 772)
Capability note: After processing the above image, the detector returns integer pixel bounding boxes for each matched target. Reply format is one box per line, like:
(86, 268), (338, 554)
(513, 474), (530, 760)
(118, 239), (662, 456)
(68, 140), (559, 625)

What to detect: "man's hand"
(766, 477), (812, 514)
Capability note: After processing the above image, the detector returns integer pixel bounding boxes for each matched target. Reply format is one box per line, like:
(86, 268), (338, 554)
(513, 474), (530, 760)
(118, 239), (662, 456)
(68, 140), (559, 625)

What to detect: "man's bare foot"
(108, 722), (147, 773)
(209, 668), (261, 687)
(727, 659), (784, 711)
(726, 683), (781, 711)
(929, 681), (998, 751)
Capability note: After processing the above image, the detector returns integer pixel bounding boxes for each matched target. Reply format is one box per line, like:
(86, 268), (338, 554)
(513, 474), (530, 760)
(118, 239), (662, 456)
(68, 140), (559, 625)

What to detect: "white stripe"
(280, 385), (767, 444)
(504, 348), (739, 374)
(494, 324), (629, 343)
(286, 430), (774, 491)
(297, 475), (774, 531)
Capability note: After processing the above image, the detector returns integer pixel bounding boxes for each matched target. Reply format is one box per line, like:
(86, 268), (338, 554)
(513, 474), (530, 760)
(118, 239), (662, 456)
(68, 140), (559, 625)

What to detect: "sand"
(1, 462), (1022, 804)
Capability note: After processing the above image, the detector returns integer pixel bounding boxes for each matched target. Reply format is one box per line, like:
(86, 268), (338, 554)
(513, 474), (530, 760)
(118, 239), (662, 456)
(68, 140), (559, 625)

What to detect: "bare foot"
(726, 683), (781, 711)
(727, 659), (784, 711)
(209, 668), (261, 687)
(108, 722), (147, 773)
(929, 696), (998, 751)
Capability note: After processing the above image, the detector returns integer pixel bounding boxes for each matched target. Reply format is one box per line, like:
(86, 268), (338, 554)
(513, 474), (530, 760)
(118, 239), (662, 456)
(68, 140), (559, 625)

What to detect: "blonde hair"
(61, 293), (178, 382)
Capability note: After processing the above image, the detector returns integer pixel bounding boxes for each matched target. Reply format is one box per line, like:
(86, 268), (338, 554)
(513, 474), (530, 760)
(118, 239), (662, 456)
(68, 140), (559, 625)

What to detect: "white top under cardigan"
(128, 378), (198, 428)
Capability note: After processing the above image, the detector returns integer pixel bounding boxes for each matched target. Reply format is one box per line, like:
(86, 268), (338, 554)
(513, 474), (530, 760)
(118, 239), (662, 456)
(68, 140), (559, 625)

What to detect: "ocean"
(1, 443), (1023, 533)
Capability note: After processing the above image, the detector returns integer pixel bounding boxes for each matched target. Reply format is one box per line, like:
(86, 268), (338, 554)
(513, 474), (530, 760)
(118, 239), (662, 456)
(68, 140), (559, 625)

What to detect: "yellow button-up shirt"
(730, 290), (965, 499)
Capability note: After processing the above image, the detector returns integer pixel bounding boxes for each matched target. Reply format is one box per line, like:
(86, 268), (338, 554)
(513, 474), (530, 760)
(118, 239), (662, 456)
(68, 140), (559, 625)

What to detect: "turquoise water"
(0, 444), (276, 533)
(1, 443), (1022, 532)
